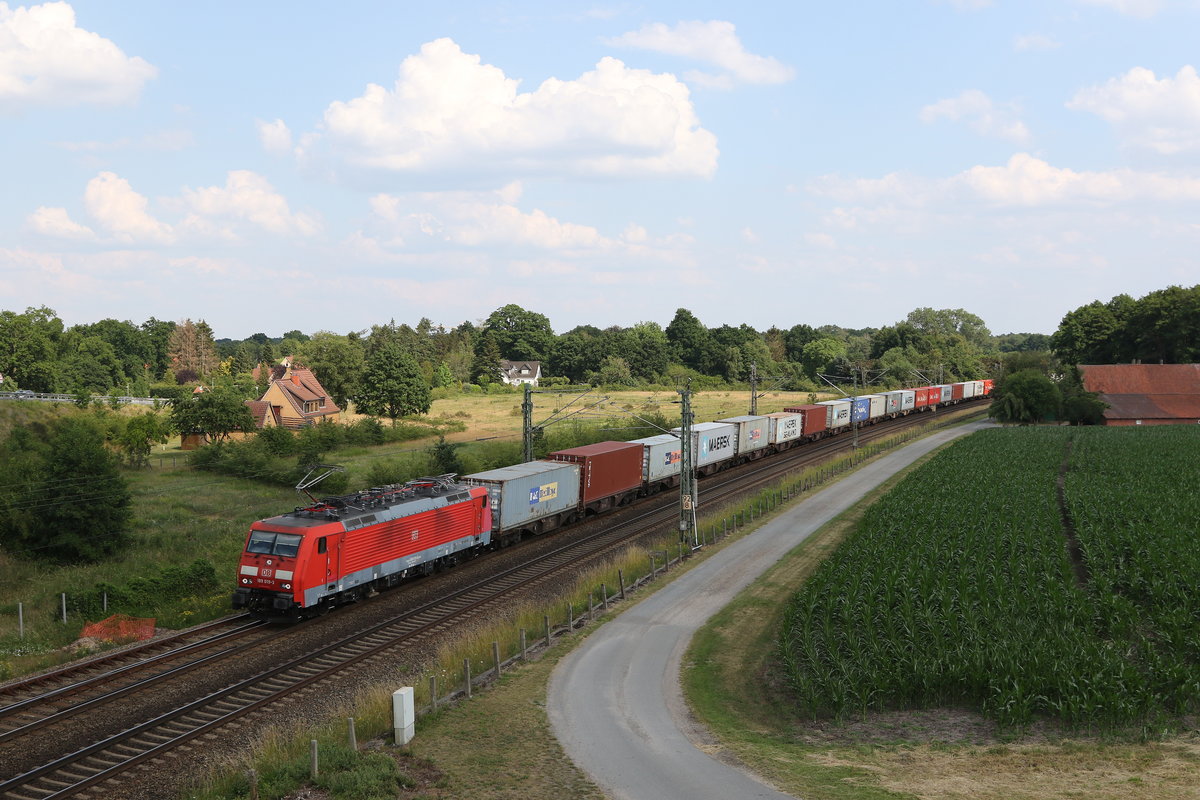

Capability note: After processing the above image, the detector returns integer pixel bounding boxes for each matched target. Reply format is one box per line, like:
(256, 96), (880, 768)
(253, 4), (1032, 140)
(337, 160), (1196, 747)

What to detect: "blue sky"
(3, 0), (1198, 339)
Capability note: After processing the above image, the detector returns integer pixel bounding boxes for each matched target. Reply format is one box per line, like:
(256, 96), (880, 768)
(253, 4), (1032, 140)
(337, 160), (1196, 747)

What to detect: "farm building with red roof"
(1078, 364), (1200, 426)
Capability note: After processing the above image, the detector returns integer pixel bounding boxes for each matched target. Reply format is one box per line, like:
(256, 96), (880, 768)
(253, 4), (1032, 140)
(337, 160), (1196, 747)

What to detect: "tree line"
(1, 304), (1016, 404)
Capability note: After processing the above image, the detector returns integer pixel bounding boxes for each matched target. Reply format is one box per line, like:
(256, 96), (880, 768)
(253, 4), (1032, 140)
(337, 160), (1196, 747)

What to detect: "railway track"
(0, 402), (985, 800)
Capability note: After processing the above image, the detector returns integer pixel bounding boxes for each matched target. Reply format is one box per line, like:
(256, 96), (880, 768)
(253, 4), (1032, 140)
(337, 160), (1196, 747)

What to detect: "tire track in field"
(1056, 437), (1091, 589)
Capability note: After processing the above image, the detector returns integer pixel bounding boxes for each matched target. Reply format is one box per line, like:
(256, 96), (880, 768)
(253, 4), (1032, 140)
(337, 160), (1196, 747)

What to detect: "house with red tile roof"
(259, 361), (341, 429)
(1078, 364), (1200, 426)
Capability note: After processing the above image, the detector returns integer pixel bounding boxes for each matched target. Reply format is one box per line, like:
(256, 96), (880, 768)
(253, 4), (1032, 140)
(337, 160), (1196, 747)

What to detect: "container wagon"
(765, 412), (805, 451)
(863, 394), (887, 421)
(462, 460), (581, 540)
(547, 441), (644, 514)
(630, 433), (683, 493)
(716, 415), (770, 461)
(817, 399), (853, 431)
(780, 404), (830, 440)
(672, 421), (737, 475)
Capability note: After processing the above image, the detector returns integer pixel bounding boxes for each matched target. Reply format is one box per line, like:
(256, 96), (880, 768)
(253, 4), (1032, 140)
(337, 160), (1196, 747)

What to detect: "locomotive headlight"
(241, 578), (250, 584)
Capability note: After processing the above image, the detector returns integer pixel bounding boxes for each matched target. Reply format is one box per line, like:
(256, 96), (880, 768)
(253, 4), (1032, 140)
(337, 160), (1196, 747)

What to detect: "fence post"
(18, 602), (23, 639)
(248, 769), (258, 800)
(618, 569), (626, 600)
(492, 641), (501, 680)
(61, 593), (66, 623)
(103, 592), (107, 613)
(544, 615), (551, 648)
(649, 555), (656, 578)
(601, 583), (608, 610)
(520, 629), (527, 660)
(310, 740), (319, 779)
(430, 675), (438, 710)
(588, 592), (594, 621)
(568, 603), (574, 630)
(347, 717), (357, 750)
(464, 658), (472, 699)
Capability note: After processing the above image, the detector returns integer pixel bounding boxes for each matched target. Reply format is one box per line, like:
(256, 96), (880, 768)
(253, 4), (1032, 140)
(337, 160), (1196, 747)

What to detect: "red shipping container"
(983, 379), (995, 396)
(548, 441), (644, 506)
(781, 404), (829, 437)
(914, 387), (930, 408)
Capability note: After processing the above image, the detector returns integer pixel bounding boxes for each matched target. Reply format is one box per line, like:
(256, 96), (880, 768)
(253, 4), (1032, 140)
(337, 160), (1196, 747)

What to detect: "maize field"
(778, 425), (1200, 731)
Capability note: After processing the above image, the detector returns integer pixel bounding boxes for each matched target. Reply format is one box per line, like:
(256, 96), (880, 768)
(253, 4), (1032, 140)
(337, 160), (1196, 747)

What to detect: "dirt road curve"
(548, 421), (992, 800)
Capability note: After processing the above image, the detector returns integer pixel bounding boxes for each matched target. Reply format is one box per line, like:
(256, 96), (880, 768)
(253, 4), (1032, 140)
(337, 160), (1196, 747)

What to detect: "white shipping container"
(716, 415), (769, 455)
(881, 390), (915, 412)
(817, 399), (852, 429)
(862, 394), (886, 421)
(765, 412), (804, 445)
(671, 421), (737, 468)
(630, 433), (683, 482)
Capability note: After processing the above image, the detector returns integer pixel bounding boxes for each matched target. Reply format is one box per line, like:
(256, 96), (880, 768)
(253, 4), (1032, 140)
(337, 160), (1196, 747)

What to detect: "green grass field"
(778, 425), (1200, 733)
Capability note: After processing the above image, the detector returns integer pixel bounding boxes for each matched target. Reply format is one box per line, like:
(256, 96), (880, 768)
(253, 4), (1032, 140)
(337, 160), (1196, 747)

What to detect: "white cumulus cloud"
(604, 20), (794, 89)
(297, 37), (718, 182)
(257, 118), (293, 154)
(920, 89), (1031, 143)
(180, 171), (320, 236)
(1068, 65), (1200, 155)
(84, 171), (173, 243)
(0, 1), (156, 108)
(26, 205), (93, 238)
(810, 153), (1200, 207)
(368, 183), (612, 250)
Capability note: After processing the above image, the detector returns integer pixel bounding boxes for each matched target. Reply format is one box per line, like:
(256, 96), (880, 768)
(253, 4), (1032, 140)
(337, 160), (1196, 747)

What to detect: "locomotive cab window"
(246, 531), (304, 557)
(317, 537), (327, 554)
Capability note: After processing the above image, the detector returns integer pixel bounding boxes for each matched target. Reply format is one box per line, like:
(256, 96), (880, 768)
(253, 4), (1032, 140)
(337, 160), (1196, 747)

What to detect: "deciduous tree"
(0, 418), (132, 563)
(354, 340), (432, 424)
(169, 387), (256, 444)
(989, 368), (1061, 424)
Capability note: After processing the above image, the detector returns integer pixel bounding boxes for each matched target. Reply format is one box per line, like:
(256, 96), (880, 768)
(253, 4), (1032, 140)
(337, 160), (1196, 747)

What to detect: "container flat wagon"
(548, 441), (644, 514)
(463, 461), (581, 540)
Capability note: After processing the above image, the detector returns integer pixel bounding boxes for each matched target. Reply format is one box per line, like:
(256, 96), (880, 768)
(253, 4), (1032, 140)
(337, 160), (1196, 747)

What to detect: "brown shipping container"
(780, 404), (829, 436)
(548, 441), (645, 505)
(951, 383), (965, 401)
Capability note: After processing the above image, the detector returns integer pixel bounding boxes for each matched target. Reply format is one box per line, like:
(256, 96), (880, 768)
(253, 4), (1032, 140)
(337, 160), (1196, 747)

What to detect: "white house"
(500, 360), (541, 387)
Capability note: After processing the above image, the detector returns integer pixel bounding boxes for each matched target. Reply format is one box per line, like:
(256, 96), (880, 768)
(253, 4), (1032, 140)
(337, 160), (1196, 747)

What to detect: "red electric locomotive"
(233, 474), (492, 620)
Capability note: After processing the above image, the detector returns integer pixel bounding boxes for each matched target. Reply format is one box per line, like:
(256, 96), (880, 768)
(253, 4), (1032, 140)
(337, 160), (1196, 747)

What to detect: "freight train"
(233, 379), (992, 620)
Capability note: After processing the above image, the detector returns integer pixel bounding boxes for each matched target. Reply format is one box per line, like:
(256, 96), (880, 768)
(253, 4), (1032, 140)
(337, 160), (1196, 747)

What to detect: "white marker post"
(392, 687), (415, 746)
